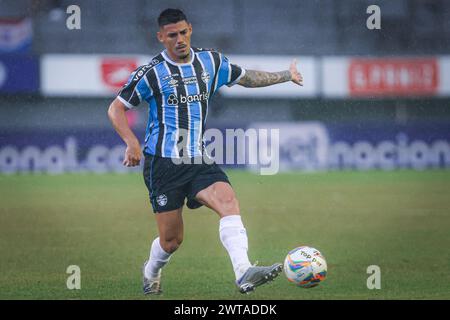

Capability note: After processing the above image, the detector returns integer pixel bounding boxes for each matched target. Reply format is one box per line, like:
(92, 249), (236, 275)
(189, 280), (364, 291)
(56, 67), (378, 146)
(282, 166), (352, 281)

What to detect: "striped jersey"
(117, 47), (245, 158)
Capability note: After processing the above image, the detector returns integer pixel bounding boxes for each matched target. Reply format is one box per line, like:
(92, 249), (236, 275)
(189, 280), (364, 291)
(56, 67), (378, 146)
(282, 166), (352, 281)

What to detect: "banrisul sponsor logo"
(167, 92), (209, 105)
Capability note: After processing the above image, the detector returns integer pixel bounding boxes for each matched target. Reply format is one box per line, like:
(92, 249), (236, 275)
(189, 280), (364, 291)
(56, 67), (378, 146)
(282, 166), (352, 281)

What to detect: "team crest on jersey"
(156, 194), (168, 206)
(201, 71), (210, 84)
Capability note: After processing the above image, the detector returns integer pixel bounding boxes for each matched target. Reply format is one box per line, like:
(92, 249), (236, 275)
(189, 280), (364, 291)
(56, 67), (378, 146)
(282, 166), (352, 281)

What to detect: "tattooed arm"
(238, 59), (303, 88)
(238, 70), (292, 88)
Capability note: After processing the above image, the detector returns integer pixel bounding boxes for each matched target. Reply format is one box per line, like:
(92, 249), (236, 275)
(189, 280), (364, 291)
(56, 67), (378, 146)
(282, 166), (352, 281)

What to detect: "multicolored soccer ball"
(284, 246), (327, 288)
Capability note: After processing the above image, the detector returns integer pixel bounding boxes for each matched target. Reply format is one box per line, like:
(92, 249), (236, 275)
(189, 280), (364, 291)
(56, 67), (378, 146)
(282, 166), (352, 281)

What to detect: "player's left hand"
(290, 59), (303, 86)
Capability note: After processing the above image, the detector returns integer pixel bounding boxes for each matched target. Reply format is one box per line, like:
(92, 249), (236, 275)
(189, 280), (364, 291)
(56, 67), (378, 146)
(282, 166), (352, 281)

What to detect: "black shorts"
(143, 154), (230, 213)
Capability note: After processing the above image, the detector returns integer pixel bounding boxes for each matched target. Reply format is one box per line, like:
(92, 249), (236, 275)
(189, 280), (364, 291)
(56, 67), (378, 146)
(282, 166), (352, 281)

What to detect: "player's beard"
(179, 50), (190, 60)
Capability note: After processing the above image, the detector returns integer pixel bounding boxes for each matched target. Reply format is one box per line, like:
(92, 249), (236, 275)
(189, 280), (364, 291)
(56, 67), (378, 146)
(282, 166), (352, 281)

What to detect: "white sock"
(219, 215), (252, 280)
(144, 237), (171, 279)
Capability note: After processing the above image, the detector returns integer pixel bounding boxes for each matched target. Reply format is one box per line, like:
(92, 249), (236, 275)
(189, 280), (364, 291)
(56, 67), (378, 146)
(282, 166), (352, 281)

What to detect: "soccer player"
(107, 8), (303, 295)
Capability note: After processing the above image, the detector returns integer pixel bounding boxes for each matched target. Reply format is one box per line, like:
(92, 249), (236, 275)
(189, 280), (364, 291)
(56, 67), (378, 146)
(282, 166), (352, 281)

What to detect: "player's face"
(157, 20), (192, 62)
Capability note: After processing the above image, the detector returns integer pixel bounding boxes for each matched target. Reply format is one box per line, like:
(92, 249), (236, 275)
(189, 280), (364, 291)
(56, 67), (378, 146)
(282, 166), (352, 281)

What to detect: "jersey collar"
(162, 48), (195, 66)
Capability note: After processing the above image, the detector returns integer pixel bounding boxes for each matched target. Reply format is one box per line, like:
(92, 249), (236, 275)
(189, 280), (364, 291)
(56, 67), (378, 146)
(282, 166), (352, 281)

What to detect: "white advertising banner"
(322, 57), (348, 98)
(438, 56), (450, 96)
(41, 54), (150, 96)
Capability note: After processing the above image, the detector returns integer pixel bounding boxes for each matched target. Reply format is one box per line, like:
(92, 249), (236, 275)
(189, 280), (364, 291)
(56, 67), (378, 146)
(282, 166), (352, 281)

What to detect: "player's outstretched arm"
(238, 59), (303, 88)
(107, 98), (142, 167)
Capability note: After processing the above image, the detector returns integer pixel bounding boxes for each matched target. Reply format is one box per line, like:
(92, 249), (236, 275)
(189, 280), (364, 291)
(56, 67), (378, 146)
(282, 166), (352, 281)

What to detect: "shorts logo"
(156, 194), (168, 206)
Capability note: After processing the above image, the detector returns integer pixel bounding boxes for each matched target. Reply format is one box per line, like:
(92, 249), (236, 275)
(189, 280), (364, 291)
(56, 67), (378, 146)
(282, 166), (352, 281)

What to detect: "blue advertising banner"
(325, 122), (450, 170)
(0, 54), (39, 93)
(0, 129), (132, 174)
(0, 122), (449, 174)
(251, 121), (450, 172)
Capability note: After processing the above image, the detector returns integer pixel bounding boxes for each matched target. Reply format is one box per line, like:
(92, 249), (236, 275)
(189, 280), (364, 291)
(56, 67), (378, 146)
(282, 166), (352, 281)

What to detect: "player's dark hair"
(158, 8), (188, 27)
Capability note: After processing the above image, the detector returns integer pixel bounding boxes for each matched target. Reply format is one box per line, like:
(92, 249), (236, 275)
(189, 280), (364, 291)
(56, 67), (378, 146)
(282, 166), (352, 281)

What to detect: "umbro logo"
(168, 78), (178, 87)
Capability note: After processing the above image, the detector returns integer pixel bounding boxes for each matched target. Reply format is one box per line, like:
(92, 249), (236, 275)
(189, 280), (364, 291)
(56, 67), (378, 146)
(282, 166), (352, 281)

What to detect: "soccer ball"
(283, 246), (327, 288)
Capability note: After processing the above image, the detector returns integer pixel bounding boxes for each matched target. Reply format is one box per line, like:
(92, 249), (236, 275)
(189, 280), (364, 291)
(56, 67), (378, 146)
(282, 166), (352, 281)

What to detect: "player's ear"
(157, 31), (164, 43)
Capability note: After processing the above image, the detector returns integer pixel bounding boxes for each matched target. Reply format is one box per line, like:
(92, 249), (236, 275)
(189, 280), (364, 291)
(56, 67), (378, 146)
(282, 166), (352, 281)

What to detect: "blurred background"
(0, 0), (449, 173)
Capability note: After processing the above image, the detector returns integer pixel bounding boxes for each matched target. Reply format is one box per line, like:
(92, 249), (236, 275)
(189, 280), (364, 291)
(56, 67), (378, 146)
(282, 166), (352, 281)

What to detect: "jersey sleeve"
(117, 66), (153, 109)
(216, 54), (246, 88)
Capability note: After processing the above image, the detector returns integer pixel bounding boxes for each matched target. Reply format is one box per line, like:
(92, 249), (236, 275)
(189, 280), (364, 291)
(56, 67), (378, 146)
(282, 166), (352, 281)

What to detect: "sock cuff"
(152, 237), (171, 259)
(219, 215), (244, 230)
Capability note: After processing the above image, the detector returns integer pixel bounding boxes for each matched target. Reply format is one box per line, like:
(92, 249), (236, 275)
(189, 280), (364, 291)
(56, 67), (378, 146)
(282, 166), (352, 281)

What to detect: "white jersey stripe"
(179, 66), (192, 158)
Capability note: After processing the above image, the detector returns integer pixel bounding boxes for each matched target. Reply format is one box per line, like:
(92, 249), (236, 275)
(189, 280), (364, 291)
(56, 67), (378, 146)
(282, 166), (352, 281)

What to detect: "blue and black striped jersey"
(117, 47), (245, 158)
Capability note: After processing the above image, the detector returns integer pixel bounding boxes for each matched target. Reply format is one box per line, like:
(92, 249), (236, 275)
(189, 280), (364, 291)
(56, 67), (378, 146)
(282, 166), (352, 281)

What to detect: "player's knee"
(161, 237), (183, 254)
(218, 194), (239, 214)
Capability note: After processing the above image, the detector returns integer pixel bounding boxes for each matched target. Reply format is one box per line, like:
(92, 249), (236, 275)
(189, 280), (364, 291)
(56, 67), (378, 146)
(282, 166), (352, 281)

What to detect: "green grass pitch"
(0, 170), (449, 300)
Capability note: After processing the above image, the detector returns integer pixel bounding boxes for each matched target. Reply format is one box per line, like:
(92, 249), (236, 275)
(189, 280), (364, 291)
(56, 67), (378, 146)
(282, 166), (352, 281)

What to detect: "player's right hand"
(123, 143), (142, 167)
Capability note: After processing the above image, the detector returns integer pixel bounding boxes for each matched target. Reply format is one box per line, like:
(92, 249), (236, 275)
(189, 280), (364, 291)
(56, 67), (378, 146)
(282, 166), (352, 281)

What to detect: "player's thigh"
(155, 207), (184, 246)
(195, 181), (240, 217)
